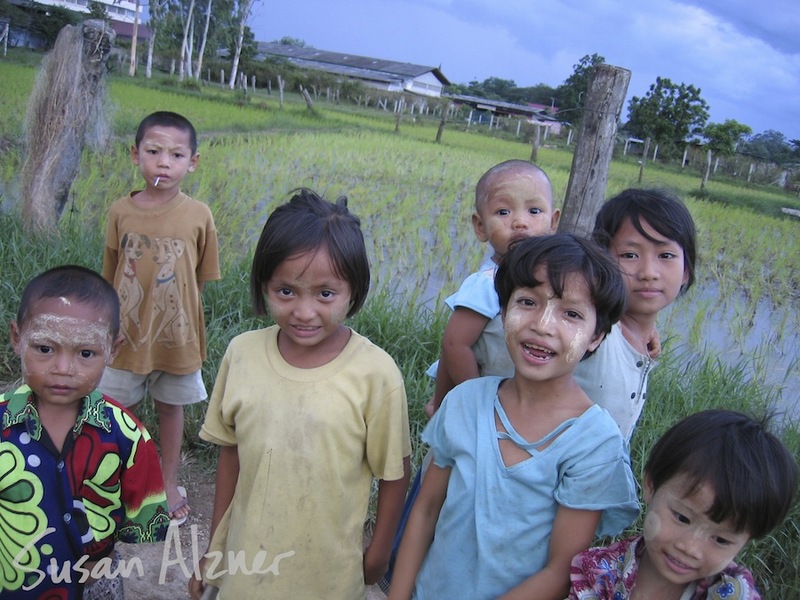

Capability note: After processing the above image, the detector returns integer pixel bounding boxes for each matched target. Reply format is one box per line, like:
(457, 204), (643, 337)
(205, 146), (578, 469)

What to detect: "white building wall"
(35, 0), (139, 23)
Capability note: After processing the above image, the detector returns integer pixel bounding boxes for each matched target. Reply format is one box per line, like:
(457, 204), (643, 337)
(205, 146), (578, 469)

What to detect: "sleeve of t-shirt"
(364, 351), (411, 482)
(199, 344), (237, 446)
(443, 268), (500, 319)
(555, 409), (640, 537)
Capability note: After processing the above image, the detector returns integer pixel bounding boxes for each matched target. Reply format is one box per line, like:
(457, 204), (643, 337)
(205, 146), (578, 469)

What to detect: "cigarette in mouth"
(154, 177), (161, 187)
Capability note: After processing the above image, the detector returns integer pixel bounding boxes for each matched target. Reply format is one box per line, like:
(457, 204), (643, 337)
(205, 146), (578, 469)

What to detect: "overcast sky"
(248, 0), (800, 141)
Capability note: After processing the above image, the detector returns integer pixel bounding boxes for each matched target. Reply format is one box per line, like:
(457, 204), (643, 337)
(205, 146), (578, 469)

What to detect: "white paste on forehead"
(23, 313), (114, 360)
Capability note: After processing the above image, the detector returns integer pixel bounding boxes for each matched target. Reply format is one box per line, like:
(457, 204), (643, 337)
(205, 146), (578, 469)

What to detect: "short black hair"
(251, 188), (370, 318)
(494, 233), (626, 340)
(593, 188), (697, 293)
(17, 265), (121, 338)
(135, 111), (198, 154)
(645, 409), (799, 538)
(475, 159), (554, 213)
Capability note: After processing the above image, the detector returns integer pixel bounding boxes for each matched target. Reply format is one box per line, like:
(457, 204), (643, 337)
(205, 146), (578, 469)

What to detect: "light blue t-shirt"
(426, 257), (514, 379)
(413, 376), (639, 600)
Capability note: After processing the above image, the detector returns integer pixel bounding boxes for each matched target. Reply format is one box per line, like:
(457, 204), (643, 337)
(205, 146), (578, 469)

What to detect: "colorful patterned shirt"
(569, 536), (761, 600)
(0, 385), (169, 599)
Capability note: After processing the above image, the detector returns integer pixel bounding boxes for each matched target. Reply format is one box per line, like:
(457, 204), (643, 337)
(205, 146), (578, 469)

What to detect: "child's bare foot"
(168, 485), (190, 526)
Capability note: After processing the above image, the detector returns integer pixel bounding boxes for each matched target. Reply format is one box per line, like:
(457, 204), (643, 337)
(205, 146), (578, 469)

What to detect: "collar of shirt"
(1, 385), (112, 439)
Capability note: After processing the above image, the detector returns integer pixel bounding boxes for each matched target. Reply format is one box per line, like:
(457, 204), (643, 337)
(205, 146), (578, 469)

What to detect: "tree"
(228, 0), (256, 89)
(555, 53), (605, 124)
(626, 77), (709, 158)
(703, 120), (751, 157)
(739, 130), (795, 164)
(700, 119), (751, 188)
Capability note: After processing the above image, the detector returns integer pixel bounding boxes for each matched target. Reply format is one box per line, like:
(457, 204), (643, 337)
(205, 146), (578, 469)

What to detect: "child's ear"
(472, 212), (489, 243)
(188, 153), (200, 173)
(130, 144), (140, 165)
(587, 330), (606, 354)
(9, 321), (22, 356)
(108, 334), (125, 363)
(643, 473), (655, 503)
(550, 208), (561, 233)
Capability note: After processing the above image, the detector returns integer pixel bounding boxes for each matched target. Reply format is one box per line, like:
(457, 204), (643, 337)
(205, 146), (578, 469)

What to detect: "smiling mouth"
(522, 342), (555, 359)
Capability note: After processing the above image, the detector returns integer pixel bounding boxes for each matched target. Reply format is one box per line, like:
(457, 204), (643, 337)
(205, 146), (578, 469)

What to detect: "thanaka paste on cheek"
(564, 328), (588, 363)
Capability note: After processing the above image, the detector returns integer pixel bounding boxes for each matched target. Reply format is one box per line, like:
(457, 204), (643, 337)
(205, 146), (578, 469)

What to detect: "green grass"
(1, 52), (799, 597)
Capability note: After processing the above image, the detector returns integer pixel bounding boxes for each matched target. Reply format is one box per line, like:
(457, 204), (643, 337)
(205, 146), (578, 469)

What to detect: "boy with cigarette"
(99, 111), (220, 527)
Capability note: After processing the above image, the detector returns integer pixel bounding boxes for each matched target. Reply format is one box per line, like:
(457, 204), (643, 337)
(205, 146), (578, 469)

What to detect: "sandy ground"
(116, 478), (388, 599)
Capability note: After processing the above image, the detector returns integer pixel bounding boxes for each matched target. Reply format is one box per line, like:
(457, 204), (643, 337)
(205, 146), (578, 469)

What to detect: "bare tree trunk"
(128, 0), (140, 76)
(229, 0), (255, 89)
(186, 17), (195, 78)
(701, 149), (712, 190)
(559, 64), (631, 236)
(195, 0), (213, 79)
(178, 0), (195, 82)
(145, 26), (156, 78)
(277, 74), (284, 108)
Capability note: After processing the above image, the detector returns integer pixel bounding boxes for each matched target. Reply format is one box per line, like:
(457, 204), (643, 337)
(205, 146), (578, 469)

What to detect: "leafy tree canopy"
(276, 36), (306, 47)
(739, 130), (799, 164)
(626, 76), (709, 158)
(703, 119), (751, 157)
(554, 53), (605, 124)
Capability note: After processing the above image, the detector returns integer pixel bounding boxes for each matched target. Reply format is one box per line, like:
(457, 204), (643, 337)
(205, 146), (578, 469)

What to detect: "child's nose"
(638, 254), (659, 279)
(51, 352), (75, 374)
(532, 303), (556, 333)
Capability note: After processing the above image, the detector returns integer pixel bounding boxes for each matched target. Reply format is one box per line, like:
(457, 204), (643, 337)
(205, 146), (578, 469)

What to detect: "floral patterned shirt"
(569, 536), (761, 600)
(0, 385), (169, 599)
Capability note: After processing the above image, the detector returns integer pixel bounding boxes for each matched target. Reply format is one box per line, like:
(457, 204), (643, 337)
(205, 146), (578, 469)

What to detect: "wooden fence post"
(559, 64), (631, 236)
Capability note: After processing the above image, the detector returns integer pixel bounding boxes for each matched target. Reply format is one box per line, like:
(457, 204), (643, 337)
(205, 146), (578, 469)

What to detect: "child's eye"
(619, 252), (638, 260)
(319, 290), (334, 299)
(712, 535), (734, 546)
(276, 287), (293, 297)
(659, 252), (678, 259)
(79, 349), (96, 359)
(517, 298), (535, 307)
(528, 207), (542, 215)
(565, 310), (582, 319)
(36, 345), (54, 354)
(496, 209), (510, 216)
(671, 510), (690, 524)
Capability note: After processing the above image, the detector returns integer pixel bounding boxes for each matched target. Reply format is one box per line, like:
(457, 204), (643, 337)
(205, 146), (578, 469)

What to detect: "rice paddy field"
(1, 50), (799, 596)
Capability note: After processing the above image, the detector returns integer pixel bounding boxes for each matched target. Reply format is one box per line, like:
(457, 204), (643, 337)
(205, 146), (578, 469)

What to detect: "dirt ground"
(116, 478), (388, 599)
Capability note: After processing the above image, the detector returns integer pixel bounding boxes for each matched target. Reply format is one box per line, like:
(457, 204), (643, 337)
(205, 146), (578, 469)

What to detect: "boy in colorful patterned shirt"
(0, 265), (169, 599)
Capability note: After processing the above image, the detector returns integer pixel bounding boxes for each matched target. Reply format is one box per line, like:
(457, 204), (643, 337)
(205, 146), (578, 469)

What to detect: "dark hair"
(645, 409), (799, 538)
(593, 188), (697, 293)
(494, 233), (626, 340)
(135, 111), (198, 154)
(475, 159), (553, 212)
(250, 188), (370, 318)
(17, 265), (121, 338)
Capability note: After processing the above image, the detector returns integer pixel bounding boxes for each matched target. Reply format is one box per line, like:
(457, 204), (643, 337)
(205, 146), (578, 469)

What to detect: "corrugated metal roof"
(256, 42), (450, 85)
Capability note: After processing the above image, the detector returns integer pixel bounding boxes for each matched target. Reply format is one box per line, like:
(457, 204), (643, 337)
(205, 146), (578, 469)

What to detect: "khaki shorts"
(99, 367), (207, 407)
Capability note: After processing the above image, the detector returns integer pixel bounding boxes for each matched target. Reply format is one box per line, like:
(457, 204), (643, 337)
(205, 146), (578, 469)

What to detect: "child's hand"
(363, 544), (389, 585)
(647, 327), (662, 359)
(424, 396), (438, 419)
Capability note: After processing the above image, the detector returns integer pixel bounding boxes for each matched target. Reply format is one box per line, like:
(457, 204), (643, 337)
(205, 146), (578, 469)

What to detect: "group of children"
(0, 111), (796, 600)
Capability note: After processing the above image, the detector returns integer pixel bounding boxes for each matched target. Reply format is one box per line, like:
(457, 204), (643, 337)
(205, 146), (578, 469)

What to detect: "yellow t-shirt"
(103, 191), (220, 375)
(200, 326), (411, 599)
